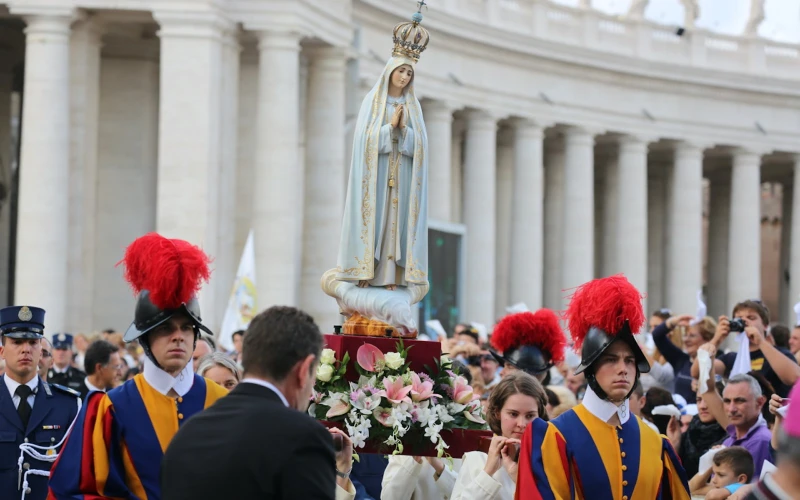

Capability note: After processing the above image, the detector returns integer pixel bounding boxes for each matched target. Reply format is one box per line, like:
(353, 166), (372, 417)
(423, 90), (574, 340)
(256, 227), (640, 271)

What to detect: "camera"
(728, 318), (747, 333)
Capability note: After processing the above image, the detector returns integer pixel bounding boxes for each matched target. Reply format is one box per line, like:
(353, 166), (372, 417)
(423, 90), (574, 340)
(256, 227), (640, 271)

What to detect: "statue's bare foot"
(385, 284), (397, 291)
(358, 280), (369, 288)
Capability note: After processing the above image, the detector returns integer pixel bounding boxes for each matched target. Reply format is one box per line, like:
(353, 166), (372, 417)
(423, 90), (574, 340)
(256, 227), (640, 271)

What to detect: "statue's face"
(390, 64), (414, 91)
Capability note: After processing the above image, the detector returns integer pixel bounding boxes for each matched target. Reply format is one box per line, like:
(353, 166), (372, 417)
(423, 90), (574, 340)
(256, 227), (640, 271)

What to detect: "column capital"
(731, 147), (763, 167)
(14, 7), (78, 37)
(153, 10), (232, 40)
(72, 16), (107, 44)
(464, 109), (498, 130)
(510, 117), (548, 131)
(618, 134), (650, 153)
(303, 45), (348, 70)
(8, 3), (77, 20)
(422, 99), (458, 119)
(674, 141), (706, 158)
(562, 125), (596, 146)
(256, 29), (303, 52)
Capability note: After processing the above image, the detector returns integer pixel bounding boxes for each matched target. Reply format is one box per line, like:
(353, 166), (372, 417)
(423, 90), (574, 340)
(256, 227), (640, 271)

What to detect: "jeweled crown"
(391, 3), (430, 63)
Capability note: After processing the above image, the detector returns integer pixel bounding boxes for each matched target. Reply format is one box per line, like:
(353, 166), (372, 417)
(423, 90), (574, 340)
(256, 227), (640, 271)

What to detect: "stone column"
(790, 156), (800, 323)
(647, 162), (669, 311)
(14, 11), (75, 332)
(727, 149), (762, 308)
(0, 52), (13, 306)
(543, 137), (564, 310)
(509, 119), (545, 310)
(423, 100), (455, 223)
(66, 18), (103, 333)
(616, 135), (649, 316)
(213, 27), (241, 327)
(666, 142), (704, 315)
(707, 175), (731, 318)
(451, 118), (464, 223)
(154, 13), (225, 327)
(463, 110), (497, 326)
(561, 126), (595, 307)
(301, 46), (347, 330)
(780, 183), (792, 324)
(495, 126), (513, 315)
(253, 30), (303, 307)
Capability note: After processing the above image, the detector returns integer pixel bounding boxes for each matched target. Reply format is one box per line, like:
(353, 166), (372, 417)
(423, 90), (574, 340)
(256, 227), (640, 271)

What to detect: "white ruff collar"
(582, 385), (631, 425)
(142, 357), (194, 397)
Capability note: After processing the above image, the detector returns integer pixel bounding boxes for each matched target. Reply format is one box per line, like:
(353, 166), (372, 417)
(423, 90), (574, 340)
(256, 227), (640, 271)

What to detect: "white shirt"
(52, 364), (70, 375)
(382, 455), (460, 500)
(83, 377), (104, 394)
(142, 357), (194, 397)
(451, 451), (516, 500)
(581, 385), (631, 424)
(241, 377), (289, 407)
(4, 374), (38, 410)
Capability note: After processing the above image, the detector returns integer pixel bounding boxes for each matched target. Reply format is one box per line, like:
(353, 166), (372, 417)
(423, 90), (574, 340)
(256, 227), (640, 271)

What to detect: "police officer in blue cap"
(0, 306), (80, 500)
(47, 333), (85, 393)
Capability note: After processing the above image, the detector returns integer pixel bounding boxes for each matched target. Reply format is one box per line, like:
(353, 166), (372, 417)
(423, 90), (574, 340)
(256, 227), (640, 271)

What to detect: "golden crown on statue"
(391, 1), (430, 63)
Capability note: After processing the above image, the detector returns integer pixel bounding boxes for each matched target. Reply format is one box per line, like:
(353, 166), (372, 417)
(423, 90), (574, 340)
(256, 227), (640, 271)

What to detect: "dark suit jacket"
(160, 381), (337, 500)
(0, 376), (80, 500)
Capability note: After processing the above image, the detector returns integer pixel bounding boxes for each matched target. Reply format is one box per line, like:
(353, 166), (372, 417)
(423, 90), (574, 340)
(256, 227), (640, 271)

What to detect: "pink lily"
(452, 376), (474, 405)
(464, 410), (486, 425)
(357, 343), (385, 372)
(326, 400), (351, 418)
(378, 377), (413, 405)
(373, 407), (394, 427)
(410, 372), (438, 402)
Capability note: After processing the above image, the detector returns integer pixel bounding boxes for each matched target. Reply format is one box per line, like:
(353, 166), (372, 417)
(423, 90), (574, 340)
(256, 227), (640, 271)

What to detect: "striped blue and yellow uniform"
(517, 404), (690, 500)
(46, 373), (227, 500)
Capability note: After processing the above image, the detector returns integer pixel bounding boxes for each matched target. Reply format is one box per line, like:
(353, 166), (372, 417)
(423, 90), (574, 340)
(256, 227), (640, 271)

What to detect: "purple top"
(722, 416), (773, 479)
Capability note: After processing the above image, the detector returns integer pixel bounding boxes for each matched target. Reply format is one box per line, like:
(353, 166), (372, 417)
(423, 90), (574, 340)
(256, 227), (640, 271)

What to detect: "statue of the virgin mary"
(336, 7), (430, 291)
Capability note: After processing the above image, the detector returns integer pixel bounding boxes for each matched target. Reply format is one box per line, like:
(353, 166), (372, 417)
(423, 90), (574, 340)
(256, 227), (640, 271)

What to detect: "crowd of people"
(1, 233), (800, 500)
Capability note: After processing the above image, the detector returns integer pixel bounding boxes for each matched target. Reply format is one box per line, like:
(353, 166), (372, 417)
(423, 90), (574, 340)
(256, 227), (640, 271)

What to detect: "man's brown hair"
(486, 371), (548, 435)
(242, 306), (323, 381)
(732, 300), (770, 327)
(713, 446), (754, 483)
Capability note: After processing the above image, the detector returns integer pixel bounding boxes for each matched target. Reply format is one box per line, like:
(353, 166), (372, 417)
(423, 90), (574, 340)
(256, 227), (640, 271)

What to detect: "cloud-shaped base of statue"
(320, 269), (429, 338)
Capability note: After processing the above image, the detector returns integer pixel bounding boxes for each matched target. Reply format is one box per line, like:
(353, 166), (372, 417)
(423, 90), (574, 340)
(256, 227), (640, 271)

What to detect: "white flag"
(218, 230), (257, 351)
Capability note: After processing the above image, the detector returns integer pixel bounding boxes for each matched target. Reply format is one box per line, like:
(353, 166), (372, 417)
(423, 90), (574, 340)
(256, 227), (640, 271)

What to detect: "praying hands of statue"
(390, 105), (404, 129)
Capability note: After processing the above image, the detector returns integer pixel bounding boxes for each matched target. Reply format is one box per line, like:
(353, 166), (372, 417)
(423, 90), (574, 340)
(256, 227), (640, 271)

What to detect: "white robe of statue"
(335, 57), (429, 289)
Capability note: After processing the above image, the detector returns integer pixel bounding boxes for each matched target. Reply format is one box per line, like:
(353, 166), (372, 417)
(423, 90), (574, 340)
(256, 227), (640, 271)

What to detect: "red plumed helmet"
(118, 233), (212, 310)
(491, 309), (566, 364)
(564, 274), (645, 351)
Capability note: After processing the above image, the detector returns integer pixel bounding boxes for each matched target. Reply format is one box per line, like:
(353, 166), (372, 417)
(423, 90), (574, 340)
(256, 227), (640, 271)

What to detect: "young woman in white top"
(451, 372), (548, 500)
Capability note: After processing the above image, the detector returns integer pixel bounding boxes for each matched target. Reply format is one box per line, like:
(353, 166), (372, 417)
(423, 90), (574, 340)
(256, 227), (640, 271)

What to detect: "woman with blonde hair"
(451, 372), (547, 500)
(652, 313), (717, 402)
(196, 352), (242, 390)
(545, 384), (577, 419)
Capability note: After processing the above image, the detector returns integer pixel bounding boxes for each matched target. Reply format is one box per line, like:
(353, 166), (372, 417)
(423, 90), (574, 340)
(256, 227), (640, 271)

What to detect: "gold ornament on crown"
(391, 1), (431, 63)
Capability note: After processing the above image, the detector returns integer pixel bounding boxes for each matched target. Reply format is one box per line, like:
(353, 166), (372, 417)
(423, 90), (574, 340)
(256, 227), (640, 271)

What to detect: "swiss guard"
(47, 333), (85, 393)
(48, 233), (228, 500)
(516, 275), (691, 500)
(490, 308), (567, 384)
(0, 306), (80, 500)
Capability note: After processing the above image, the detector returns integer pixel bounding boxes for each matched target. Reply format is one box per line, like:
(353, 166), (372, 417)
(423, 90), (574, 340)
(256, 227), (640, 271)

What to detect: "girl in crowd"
(196, 352), (243, 390)
(451, 372), (547, 500)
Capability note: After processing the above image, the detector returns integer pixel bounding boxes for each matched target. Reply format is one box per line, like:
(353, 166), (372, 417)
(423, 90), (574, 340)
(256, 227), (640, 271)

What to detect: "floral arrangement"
(309, 342), (486, 457)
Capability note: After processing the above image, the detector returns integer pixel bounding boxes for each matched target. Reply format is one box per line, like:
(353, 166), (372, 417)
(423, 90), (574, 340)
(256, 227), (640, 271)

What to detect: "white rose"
(316, 363), (334, 382)
(320, 348), (337, 366)
(384, 352), (405, 370)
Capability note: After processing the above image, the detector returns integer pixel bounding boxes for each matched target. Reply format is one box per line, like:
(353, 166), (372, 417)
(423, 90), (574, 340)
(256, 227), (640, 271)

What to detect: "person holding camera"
(691, 300), (799, 398)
